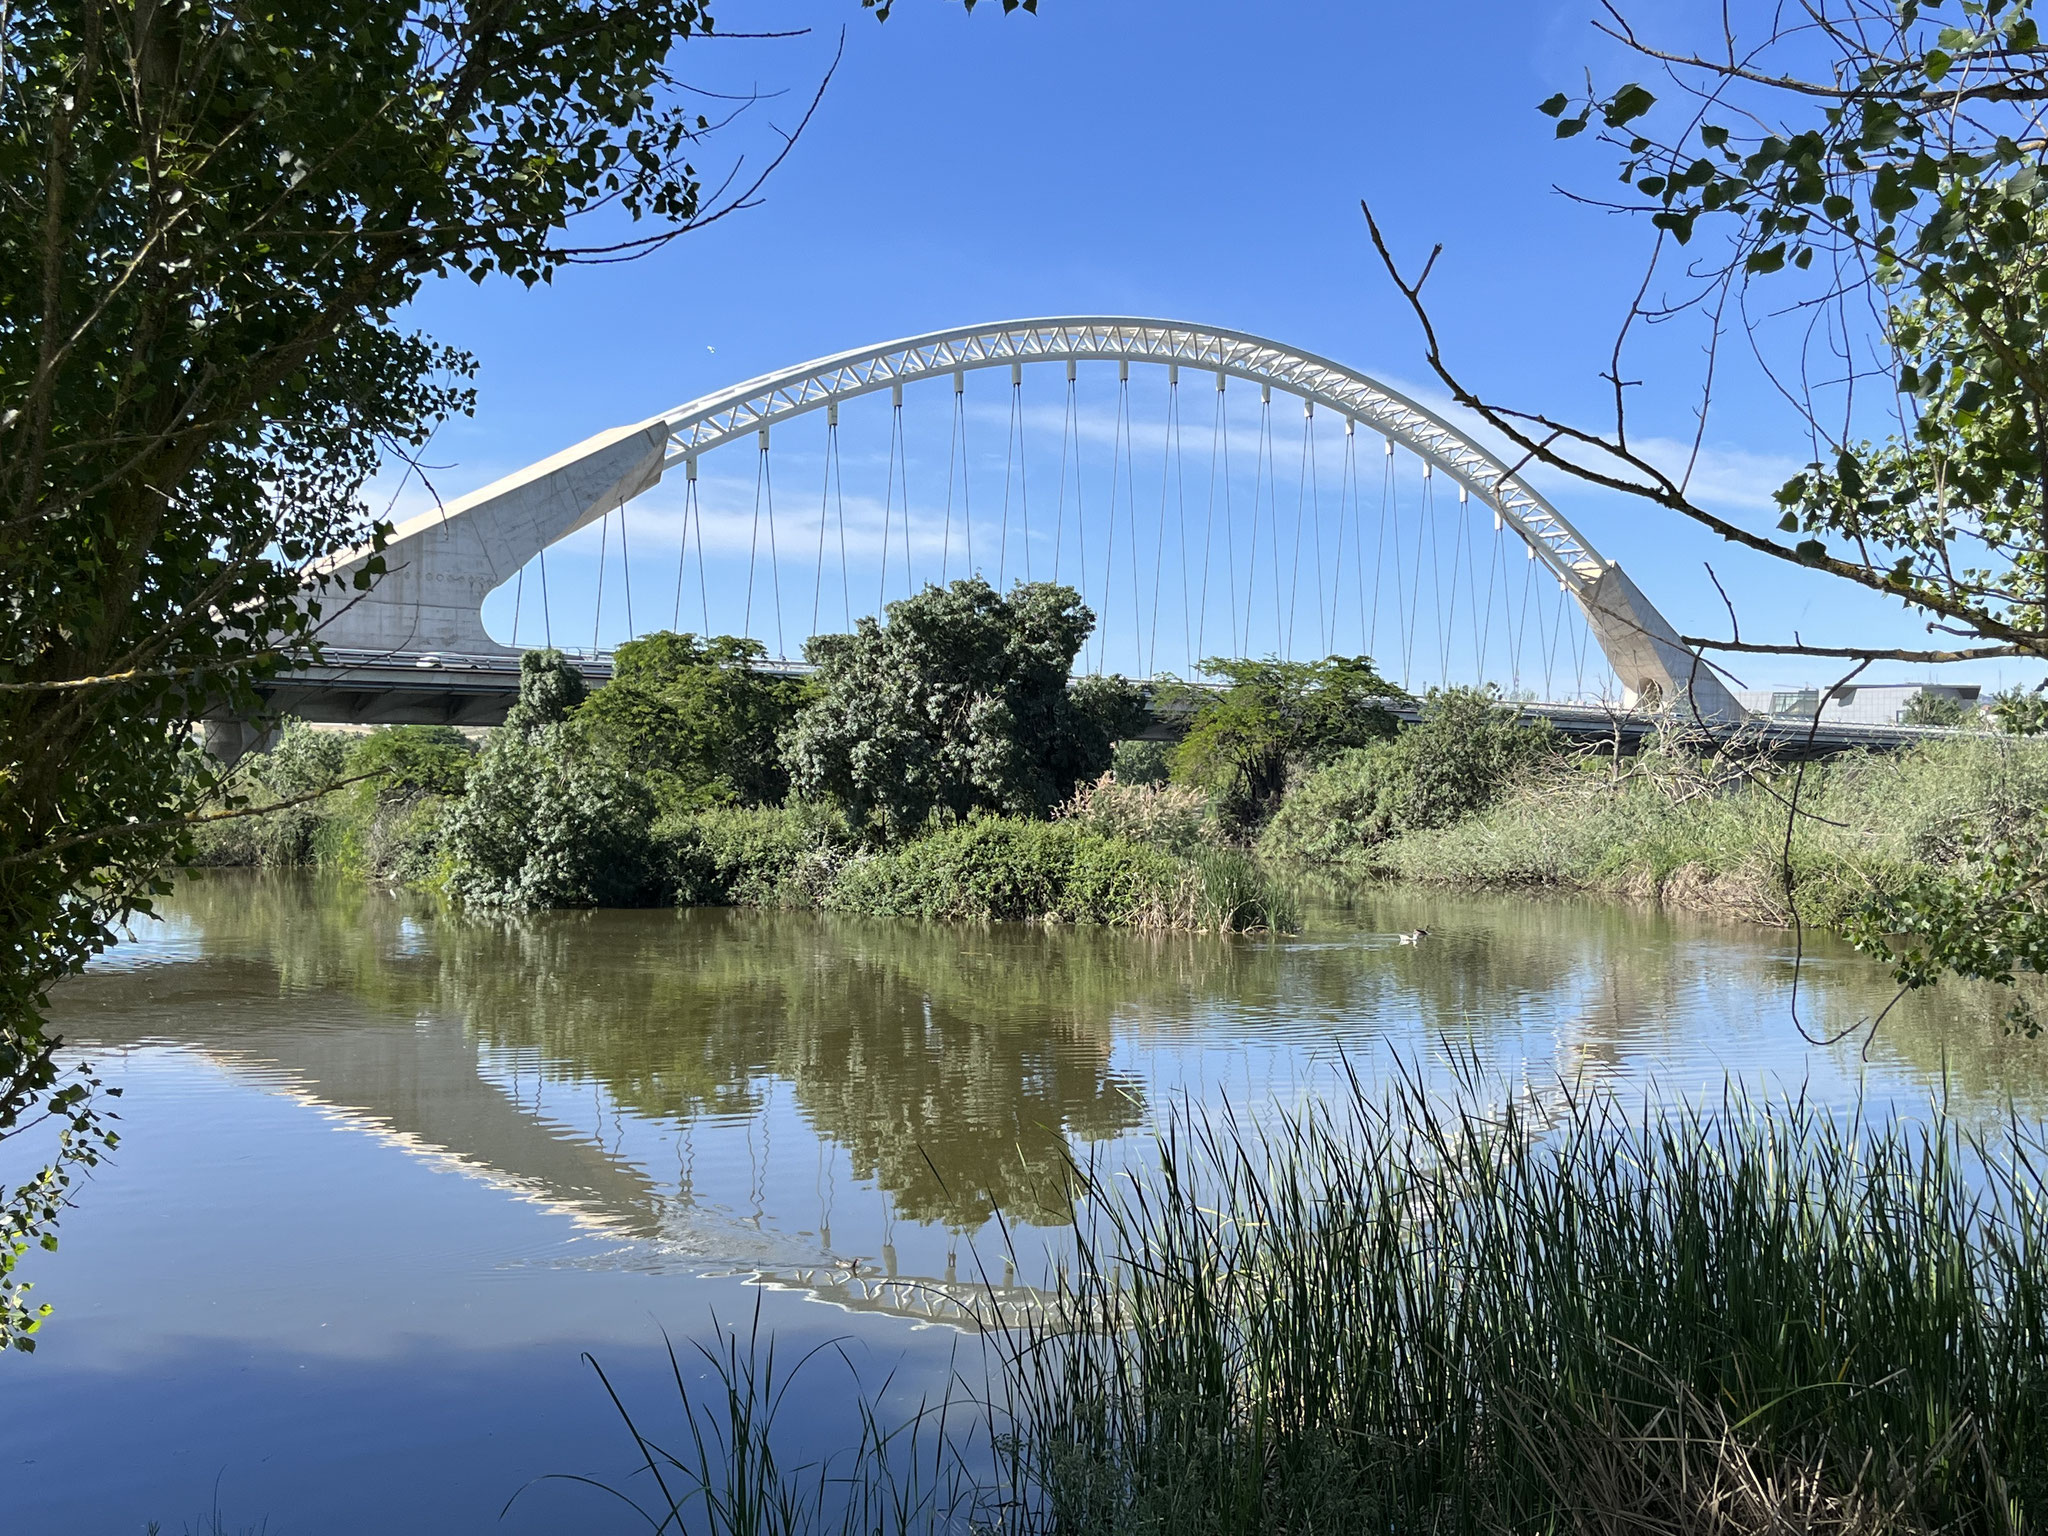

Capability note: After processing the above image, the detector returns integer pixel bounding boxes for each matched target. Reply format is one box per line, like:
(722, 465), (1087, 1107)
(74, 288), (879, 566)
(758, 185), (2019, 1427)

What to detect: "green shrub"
(1261, 687), (1554, 863)
(1108, 738), (1172, 786)
(655, 802), (849, 908)
(441, 724), (659, 909)
(825, 817), (1284, 931)
(1165, 654), (1405, 827)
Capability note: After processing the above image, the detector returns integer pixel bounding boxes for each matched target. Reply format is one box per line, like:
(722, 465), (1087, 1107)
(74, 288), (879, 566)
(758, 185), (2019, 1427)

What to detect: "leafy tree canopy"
(0, 0), (1032, 1349)
(344, 726), (476, 802)
(1167, 656), (1409, 826)
(580, 632), (808, 810)
(784, 578), (1145, 838)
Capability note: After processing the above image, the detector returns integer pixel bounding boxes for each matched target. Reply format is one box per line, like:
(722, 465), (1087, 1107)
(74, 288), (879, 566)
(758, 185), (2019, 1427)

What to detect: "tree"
(441, 651), (659, 909)
(784, 578), (1144, 839)
(1166, 656), (1408, 828)
(1900, 689), (1973, 727)
(0, 0), (1029, 1351)
(1362, 0), (2048, 1010)
(579, 632), (809, 811)
(1368, 0), (2048, 674)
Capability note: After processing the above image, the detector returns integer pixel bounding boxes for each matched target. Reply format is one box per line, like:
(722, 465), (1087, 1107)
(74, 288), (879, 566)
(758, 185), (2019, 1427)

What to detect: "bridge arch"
(311, 317), (1740, 719)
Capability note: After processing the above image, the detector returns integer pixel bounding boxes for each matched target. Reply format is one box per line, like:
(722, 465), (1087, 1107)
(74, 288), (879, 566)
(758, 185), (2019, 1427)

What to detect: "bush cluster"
(1259, 687), (1555, 862)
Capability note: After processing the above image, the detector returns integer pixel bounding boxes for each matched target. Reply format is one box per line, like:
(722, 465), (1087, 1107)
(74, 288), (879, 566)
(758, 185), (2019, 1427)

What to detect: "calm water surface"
(8, 871), (2045, 1533)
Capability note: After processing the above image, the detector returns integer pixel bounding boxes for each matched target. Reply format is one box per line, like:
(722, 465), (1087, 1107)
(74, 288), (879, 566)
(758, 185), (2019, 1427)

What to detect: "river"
(7, 871), (2045, 1532)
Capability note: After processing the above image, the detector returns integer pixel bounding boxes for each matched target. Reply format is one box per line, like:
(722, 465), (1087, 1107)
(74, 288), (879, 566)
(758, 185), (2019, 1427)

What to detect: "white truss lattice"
(644, 317), (1609, 591)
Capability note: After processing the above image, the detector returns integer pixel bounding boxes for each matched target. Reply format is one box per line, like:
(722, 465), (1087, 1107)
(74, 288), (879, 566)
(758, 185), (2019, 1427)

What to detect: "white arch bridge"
(257, 316), (1749, 743)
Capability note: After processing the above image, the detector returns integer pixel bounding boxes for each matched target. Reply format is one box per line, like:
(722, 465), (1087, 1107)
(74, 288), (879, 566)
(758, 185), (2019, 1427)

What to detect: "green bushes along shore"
(196, 572), (2048, 963)
(194, 579), (1289, 933)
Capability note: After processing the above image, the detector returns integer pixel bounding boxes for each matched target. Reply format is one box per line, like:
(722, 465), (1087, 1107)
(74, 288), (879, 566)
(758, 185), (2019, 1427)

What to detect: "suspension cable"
(1245, 384), (1269, 658)
(879, 391), (897, 614)
(1286, 399), (1310, 658)
(999, 364), (1020, 587)
(593, 509), (609, 656)
(763, 428), (785, 659)
(1328, 416), (1350, 659)
(691, 463), (711, 636)
(1477, 506), (1503, 687)
(958, 372), (973, 577)
(1054, 363), (1076, 585)
(511, 567), (524, 649)
(1200, 370), (1231, 672)
(539, 544), (554, 650)
(672, 468), (691, 632)
(941, 372), (961, 583)
(1512, 544), (1535, 694)
(1442, 476), (1466, 686)
(1370, 437), (1390, 666)
(1126, 367), (1146, 676)
(1461, 491), (1483, 688)
(833, 412), (851, 630)
(619, 500), (635, 641)
(1158, 365), (1185, 680)
(1099, 365), (1129, 674)
(813, 404), (835, 636)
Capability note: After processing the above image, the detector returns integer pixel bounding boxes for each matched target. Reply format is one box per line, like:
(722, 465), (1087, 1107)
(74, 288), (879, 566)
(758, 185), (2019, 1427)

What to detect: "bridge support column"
(201, 718), (277, 766)
(1580, 565), (1744, 724)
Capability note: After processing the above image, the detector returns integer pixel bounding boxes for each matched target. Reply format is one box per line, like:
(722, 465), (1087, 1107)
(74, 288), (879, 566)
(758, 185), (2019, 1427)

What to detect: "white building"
(1731, 682), (1981, 726)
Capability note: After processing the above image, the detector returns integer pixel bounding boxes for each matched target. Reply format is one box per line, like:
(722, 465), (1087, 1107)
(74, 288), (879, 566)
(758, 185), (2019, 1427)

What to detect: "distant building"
(1732, 682), (1981, 726)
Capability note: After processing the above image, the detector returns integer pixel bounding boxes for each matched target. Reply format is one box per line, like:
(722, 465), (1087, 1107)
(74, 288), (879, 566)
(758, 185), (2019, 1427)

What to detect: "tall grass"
(573, 1067), (2048, 1535)
(1005, 1064), (2048, 1535)
(1358, 734), (2048, 927)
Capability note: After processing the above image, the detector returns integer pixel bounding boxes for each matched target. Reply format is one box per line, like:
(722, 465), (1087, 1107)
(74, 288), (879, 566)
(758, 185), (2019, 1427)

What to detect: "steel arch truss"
(311, 314), (1742, 724)
(649, 317), (1608, 592)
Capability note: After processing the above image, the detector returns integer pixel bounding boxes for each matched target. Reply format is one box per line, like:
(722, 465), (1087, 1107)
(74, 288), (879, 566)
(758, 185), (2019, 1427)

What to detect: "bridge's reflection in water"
(56, 870), (2048, 1325)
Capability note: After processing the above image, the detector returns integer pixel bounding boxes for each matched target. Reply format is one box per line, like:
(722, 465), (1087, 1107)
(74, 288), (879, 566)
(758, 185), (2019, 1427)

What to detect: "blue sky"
(392, 0), (2029, 696)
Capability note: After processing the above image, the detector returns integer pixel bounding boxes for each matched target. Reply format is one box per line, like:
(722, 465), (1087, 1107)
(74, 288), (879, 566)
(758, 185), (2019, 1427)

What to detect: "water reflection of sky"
(8, 871), (2044, 1533)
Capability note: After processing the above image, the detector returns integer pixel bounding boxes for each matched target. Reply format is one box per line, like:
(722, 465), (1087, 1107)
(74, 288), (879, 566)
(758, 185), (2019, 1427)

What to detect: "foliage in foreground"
(0, 0), (821, 1356)
(572, 1067), (2048, 1535)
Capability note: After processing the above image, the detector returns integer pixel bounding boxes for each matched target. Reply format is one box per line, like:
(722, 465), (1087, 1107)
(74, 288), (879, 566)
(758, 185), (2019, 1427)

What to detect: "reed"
(572, 1065), (2048, 1534)
(1003, 1063), (2048, 1535)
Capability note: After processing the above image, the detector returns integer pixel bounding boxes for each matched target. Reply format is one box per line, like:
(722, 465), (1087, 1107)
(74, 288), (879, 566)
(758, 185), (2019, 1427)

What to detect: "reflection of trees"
(93, 873), (2048, 1237)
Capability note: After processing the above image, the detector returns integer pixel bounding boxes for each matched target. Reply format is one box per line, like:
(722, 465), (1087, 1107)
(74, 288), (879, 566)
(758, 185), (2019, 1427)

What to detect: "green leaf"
(1538, 92), (1570, 117)
(1603, 83), (1656, 127)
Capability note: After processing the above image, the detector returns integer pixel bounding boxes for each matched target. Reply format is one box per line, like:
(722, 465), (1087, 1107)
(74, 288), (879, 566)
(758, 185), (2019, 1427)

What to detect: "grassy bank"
(579, 1068), (2048, 1535)
(1268, 731), (2048, 928)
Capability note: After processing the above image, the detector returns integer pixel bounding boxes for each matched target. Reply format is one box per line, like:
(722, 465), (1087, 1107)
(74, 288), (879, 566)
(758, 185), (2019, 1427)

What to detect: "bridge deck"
(241, 649), (1968, 757)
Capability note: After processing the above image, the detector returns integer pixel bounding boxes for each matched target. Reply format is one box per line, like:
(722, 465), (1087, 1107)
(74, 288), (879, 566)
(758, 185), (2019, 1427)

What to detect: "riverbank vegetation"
(204, 593), (2048, 969)
(571, 1067), (2048, 1535)
(199, 579), (1290, 932)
